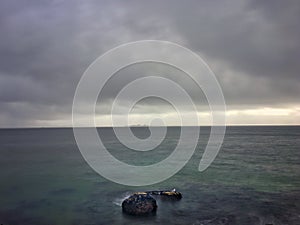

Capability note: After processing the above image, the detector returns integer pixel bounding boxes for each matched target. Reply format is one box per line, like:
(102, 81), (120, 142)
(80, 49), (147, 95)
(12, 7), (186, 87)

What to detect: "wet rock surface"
(149, 190), (182, 200)
(122, 193), (157, 216)
(122, 189), (182, 216)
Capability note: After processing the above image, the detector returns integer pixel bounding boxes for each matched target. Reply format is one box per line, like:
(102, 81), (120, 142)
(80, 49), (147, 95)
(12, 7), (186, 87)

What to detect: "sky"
(0, 0), (299, 127)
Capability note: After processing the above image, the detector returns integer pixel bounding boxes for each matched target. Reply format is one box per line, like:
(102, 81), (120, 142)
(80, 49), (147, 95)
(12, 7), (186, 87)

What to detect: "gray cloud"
(0, 0), (299, 127)
(133, 0), (300, 105)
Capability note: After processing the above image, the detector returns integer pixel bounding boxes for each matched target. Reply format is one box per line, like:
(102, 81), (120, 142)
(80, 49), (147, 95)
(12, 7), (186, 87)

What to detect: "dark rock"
(148, 189), (182, 200)
(122, 193), (157, 216)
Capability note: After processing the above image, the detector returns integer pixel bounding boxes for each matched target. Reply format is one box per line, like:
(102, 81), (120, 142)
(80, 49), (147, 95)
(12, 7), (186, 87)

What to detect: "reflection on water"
(0, 126), (300, 224)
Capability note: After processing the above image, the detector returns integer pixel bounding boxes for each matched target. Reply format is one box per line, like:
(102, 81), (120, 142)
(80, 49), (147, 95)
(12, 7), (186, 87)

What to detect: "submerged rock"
(149, 189), (182, 200)
(122, 193), (157, 216)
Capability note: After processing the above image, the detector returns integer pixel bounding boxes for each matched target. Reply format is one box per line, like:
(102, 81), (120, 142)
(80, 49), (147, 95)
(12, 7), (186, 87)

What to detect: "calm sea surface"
(0, 126), (300, 225)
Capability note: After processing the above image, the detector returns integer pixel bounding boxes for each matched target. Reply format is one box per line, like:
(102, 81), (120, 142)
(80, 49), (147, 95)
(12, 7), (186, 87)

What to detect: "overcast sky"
(0, 0), (299, 127)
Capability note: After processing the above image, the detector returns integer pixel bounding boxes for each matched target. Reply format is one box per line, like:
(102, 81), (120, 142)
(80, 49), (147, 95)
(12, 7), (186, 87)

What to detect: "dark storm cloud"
(0, 0), (299, 127)
(127, 0), (300, 105)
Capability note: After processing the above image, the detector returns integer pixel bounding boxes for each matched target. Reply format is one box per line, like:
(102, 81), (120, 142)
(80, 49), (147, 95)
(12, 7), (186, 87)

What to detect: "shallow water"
(0, 126), (300, 224)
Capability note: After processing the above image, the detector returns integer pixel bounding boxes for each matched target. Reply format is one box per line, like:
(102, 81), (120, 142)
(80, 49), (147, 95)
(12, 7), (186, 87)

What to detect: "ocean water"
(0, 126), (300, 225)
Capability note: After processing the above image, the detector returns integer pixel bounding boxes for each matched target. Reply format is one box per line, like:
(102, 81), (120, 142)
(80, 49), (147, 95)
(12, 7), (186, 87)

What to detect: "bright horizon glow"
(3, 106), (297, 128)
(92, 106), (300, 127)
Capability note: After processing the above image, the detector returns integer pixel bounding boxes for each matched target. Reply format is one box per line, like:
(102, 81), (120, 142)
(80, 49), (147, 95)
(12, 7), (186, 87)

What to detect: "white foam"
(113, 192), (132, 206)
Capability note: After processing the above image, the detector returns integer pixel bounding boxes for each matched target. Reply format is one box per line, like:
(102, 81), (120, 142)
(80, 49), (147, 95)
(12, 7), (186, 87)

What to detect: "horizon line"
(1, 124), (300, 129)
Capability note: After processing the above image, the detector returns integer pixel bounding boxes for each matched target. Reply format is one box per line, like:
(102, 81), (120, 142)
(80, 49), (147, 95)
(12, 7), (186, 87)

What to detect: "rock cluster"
(122, 189), (182, 216)
(150, 190), (182, 200)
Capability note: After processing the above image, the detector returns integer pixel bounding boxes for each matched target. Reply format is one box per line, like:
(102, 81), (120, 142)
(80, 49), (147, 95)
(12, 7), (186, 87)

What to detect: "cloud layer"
(0, 0), (299, 127)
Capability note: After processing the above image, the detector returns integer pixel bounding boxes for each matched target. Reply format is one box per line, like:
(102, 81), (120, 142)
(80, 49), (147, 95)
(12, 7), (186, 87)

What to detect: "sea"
(0, 126), (299, 225)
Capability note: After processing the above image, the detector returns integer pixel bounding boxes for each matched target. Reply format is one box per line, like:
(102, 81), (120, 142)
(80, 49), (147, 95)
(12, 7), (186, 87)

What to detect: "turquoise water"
(0, 126), (300, 224)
